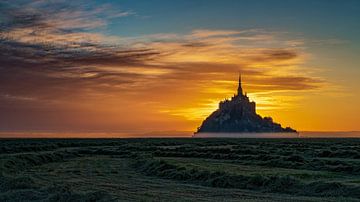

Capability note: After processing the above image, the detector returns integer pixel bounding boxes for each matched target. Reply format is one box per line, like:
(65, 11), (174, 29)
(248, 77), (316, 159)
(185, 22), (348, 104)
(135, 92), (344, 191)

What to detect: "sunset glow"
(1, 0), (360, 136)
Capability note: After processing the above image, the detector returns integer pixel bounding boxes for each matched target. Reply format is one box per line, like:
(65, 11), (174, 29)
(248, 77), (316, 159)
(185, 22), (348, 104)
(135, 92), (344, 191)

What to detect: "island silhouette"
(195, 73), (297, 134)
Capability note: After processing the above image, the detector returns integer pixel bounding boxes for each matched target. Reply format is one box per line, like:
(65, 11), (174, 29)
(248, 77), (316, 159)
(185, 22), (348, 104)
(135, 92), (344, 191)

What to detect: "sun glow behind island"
(0, 0), (360, 137)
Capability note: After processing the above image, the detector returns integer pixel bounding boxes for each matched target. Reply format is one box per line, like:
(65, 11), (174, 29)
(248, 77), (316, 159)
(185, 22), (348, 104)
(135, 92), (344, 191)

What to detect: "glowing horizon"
(1, 0), (360, 136)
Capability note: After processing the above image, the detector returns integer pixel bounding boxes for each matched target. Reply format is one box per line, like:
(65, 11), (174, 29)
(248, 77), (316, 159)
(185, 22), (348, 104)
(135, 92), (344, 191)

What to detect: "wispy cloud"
(190, 29), (244, 38)
(0, 0), (156, 102)
(0, 1), (329, 131)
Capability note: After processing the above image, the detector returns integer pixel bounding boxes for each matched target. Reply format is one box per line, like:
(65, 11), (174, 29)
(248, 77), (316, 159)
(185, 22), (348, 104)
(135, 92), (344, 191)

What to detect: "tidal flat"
(1, 138), (360, 201)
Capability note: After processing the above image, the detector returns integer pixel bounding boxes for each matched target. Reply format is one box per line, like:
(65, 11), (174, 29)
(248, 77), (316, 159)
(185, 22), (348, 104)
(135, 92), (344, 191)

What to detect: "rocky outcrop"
(195, 75), (296, 133)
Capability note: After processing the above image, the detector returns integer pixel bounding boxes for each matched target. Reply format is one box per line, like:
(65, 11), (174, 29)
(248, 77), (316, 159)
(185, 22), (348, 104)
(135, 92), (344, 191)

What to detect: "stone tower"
(237, 73), (243, 96)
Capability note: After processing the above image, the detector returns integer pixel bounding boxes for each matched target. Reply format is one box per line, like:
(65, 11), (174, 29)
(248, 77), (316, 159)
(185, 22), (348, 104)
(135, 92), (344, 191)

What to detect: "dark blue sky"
(102, 0), (360, 80)
(100, 0), (359, 42)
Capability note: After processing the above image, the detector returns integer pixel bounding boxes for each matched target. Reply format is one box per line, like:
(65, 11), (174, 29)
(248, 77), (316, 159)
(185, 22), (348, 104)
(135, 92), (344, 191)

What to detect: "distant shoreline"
(0, 131), (360, 138)
(193, 132), (300, 138)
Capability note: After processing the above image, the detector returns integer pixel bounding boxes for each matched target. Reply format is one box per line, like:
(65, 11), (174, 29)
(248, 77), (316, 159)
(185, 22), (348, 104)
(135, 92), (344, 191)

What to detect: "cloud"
(246, 76), (324, 91)
(261, 49), (298, 61)
(0, 1), (158, 101)
(190, 29), (244, 38)
(0, 1), (327, 132)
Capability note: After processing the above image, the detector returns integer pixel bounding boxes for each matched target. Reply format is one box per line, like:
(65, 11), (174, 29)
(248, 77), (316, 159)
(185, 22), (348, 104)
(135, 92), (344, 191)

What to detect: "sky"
(0, 0), (359, 136)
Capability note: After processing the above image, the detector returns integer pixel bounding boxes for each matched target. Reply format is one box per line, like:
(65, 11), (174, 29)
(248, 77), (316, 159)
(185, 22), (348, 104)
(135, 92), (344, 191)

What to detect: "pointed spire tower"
(237, 72), (243, 96)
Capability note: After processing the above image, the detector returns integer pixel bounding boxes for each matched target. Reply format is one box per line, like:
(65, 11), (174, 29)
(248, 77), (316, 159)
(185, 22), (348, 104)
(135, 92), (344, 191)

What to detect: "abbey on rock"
(196, 73), (297, 133)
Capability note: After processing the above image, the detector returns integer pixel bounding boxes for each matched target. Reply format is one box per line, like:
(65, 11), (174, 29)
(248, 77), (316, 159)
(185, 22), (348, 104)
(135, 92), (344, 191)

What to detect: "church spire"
(237, 72), (243, 96)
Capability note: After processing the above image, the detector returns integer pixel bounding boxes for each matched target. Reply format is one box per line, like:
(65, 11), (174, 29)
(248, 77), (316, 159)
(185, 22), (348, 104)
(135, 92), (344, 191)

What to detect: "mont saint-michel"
(195, 74), (297, 134)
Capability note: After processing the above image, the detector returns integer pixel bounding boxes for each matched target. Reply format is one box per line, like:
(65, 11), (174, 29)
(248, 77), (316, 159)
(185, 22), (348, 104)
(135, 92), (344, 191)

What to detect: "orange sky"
(1, 1), (360, 136)
(1, 28), (359, 134)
